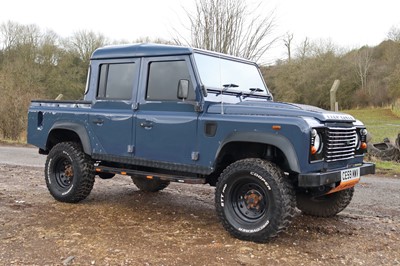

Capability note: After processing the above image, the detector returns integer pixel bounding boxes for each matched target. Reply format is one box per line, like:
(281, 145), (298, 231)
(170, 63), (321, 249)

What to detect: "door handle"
(92, 119), (104, 125)
(140, 121), (153, 129)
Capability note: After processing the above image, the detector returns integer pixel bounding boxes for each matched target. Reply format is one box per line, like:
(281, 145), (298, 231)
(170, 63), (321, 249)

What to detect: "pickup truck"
(27, 43), (375, 242)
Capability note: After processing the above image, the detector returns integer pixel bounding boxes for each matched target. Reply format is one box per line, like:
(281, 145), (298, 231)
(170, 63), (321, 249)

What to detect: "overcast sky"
(1, 0), (399, 64)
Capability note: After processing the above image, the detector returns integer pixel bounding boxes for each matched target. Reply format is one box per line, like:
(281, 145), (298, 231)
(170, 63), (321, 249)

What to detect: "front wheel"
(296, 187), (354, 217)
(45, 142), (95, 203)
(215, 159), (295, 242)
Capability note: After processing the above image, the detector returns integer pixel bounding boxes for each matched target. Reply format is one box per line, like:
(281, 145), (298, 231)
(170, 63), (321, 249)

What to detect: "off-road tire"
(131, 177), (170, 192)
(45, 142), (95, 203)
(296, 187), (354, 217)
(368, 142), (400, 162)
(215, 158), (296, 243)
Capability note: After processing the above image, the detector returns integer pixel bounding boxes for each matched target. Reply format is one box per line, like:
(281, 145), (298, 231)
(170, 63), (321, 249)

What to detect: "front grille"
(325, 127), (357, 162)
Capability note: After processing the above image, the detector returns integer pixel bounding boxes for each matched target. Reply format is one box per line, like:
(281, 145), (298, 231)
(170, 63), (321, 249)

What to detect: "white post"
(330, 80), (340, 111)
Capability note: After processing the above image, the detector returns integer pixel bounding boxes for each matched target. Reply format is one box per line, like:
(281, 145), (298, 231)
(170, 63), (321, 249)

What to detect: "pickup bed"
(27, 43), (375, 242)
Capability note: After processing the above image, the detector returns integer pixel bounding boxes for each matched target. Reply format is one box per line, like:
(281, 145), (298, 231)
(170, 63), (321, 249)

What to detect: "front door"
(135, 57), (199, 166)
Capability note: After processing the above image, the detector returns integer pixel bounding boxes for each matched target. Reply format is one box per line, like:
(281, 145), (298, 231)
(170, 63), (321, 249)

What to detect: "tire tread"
(215, 158), (296, 242)
(297, 187), (354, 217)
(45, 142), (94, 203)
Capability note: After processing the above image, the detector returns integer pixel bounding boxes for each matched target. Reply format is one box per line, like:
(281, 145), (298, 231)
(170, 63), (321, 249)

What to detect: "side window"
(146, 60), (195, 101)
(84, 66), (91, 95)
(97, 63), (136, 99)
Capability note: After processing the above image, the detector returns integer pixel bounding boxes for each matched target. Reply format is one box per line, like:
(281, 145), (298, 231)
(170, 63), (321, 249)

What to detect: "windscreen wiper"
(223, 83), (239, 90)
(249, 88), (264, 93)
(209, 84), (241, 96)
(242, 87), (273, 100)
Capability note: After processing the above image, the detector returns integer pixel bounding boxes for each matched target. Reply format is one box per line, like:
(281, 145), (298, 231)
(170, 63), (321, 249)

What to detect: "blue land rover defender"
(27, 43), (375, 242)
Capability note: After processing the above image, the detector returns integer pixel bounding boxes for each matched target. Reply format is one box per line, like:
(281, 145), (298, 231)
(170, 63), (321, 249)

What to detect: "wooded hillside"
(263, 38), (400, 110)
(0, 21), (108, 139)
(1, 21), (399, 141)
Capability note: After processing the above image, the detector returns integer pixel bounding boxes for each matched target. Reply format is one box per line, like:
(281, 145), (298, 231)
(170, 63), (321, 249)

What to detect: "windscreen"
(193, 52), (268, 95)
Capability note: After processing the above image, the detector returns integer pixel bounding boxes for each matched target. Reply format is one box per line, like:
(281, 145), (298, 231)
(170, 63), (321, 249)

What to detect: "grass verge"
(371, 159), (400, 176)
(344, 108), (400, 143)
(0, 139), (30, 147)
(344, 108), (400, 176)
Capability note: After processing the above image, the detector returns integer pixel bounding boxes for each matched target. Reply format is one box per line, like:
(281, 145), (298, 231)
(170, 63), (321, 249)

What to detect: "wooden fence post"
(330, 80), (340, 111)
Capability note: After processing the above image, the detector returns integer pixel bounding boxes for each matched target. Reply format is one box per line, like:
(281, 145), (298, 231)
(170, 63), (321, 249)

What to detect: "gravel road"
(0, 146), (399, 265)
(0, 146), (45, 167)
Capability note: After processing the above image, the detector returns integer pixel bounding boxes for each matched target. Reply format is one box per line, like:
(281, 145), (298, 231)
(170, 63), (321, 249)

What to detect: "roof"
(91, 43), (257, 65)
(91, 43), (194, 59)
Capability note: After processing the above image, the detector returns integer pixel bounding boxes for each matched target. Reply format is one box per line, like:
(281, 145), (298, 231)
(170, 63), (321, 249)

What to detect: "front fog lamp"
(311, 129), (322, 155)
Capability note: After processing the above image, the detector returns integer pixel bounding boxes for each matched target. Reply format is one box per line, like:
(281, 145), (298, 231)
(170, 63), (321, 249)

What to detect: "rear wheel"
(215, 159), (295, 242)
(296, 187), (354, 217)
(131, 177), (170, 192)
(45, 142), (95, 203)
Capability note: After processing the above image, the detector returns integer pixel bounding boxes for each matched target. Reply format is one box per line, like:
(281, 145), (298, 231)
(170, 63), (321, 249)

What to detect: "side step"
(95, 166), (206, 184)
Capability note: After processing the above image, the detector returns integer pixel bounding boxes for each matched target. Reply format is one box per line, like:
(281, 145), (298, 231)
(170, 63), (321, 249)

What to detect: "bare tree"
(355, 47), (373, 93)
(387, 25), (400, 42)
(0, 21), (45, 140)
(296, 37), (310, 60)
(0, 21), (42, 61)
(0, 21), (20, 50)
(65, 30), (108, 62)
(309, 39), (339, 57)
(176, 0), (277, 62)
(132, 36), (173, 45)
(283, 32), (294, 62)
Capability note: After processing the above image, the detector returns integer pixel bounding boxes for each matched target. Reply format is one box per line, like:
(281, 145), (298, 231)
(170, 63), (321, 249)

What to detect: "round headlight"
(360, 128), (368, 136)
(311, 129), (317, 138)
(314, 133), (322, 152)
(355, 133), (360, 149)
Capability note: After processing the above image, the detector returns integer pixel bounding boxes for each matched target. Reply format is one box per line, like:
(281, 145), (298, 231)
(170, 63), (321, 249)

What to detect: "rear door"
(89, 58), (139, 159)
(134, 56), (200, 166)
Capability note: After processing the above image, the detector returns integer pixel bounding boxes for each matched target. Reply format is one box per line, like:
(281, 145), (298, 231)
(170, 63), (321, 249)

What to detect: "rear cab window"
(97, 62), (137, 100)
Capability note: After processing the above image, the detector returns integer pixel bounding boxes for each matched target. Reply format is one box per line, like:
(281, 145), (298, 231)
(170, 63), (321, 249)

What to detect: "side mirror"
(177, 79), (189, 100)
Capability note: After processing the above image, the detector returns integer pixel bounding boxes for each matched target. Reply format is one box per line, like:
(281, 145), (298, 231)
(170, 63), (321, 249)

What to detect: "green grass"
(344, 108), (400, 176)
(372, 159), (400, 176)
(344, 108), (400, 143)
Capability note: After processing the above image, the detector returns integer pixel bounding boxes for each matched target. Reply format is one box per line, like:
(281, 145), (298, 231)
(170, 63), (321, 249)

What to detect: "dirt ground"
(0, 164), (399, 266)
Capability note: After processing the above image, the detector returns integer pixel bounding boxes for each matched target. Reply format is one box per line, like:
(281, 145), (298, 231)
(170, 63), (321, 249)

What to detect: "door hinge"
(191, 152), (199, 161)
(128, 145), (135, 154)
(194, 102), (203, 112)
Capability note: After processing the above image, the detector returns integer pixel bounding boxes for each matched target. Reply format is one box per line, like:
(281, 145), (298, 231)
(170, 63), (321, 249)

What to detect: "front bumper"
(298, 163), (375, 187)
